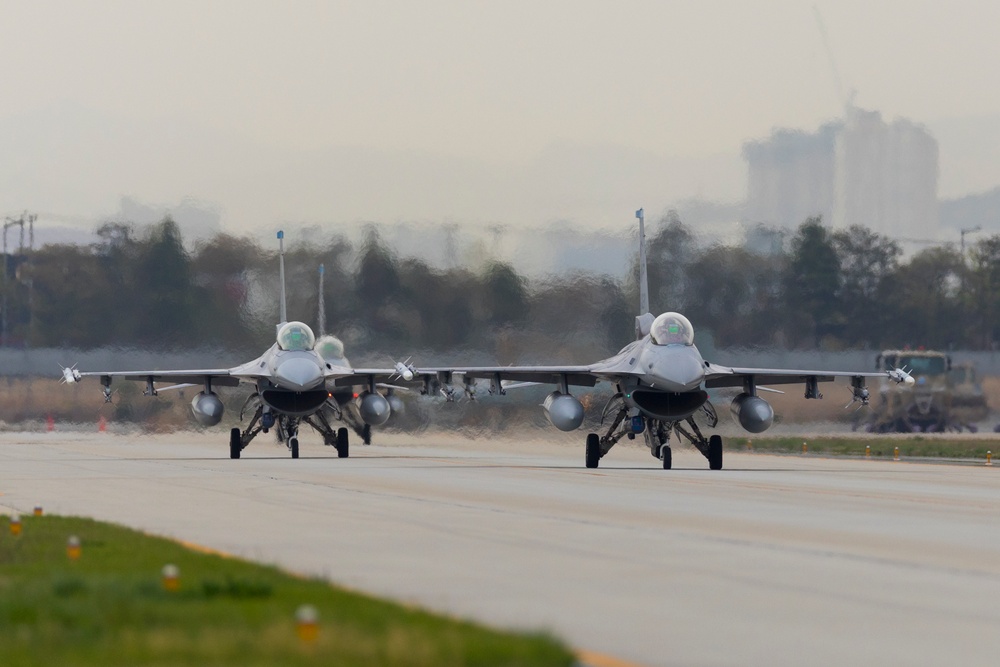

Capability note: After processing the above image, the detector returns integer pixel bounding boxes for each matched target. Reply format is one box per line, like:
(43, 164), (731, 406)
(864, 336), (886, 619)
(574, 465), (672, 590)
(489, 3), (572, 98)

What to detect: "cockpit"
(276, 321), (316, 351)
(315, 335), (346, 361)
(649, 312), (694, 346)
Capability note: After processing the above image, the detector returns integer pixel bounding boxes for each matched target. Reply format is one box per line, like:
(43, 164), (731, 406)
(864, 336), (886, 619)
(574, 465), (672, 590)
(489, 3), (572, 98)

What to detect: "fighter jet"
(63, 231), (418, 460)
(421, 209), (914, 470)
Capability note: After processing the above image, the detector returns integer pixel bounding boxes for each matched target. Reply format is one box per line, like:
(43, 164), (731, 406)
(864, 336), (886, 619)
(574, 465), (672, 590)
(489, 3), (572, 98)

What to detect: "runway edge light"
(33, 506), (43, 516)
(10, 514), (21, 536)
(296, 604), (319, 642)
(162, 564), (180, 592)
(67, 535), (81, 560)
(987, 450), (992, 466)
(893, 446), (900, 462)
(865, 444), (871, 458)
(801, 441), (807, 455)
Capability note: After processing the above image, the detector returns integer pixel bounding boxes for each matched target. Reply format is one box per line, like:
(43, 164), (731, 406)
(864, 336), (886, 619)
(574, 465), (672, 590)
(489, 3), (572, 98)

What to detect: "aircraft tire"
(290, 437), (299, 459)
(337, 427), (349, 458)
(661, 446), (672, 470)
(585, 433), (600, 469)
(708, 434), (723, 470)
(229, 428), (241, 460)
(362, 424), (372, 446)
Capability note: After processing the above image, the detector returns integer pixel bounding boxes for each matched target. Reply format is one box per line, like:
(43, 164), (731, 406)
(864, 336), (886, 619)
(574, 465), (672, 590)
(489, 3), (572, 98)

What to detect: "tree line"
(7, 215), (1000, 357)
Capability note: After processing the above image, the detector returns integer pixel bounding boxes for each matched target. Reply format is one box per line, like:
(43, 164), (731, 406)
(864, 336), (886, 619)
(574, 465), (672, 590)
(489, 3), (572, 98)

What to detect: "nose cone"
(646, 347), (705, 392)
(274, 357), (324, 390)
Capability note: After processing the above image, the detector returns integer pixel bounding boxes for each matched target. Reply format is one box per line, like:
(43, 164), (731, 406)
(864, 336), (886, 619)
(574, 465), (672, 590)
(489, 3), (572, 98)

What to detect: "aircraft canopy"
(277, 321), (316, 351)
(650, 312), (694, 346)
(316, 335), (346, 360)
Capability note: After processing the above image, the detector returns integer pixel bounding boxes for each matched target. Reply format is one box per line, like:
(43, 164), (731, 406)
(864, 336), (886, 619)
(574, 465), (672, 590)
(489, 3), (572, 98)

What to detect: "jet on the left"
(63, 231), (418, 460)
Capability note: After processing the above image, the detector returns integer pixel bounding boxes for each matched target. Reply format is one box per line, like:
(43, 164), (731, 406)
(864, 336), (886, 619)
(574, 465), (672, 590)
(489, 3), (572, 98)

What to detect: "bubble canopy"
(315, 335), (345, 360)
(276, 321), (316, 351)
(649, 312), (694, 346)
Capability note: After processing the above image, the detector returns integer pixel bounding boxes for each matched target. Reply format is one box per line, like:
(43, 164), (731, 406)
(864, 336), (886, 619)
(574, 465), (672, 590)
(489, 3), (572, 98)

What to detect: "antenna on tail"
(277, 231), (288, 326)
(634, 208), (654, 339)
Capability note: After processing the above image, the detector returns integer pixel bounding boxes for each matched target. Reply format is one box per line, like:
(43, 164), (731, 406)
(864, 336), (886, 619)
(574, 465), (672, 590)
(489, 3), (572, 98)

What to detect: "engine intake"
(543, 391), (585, 431)
(190, 392), (225, 427)
(730, 393), (774, 433)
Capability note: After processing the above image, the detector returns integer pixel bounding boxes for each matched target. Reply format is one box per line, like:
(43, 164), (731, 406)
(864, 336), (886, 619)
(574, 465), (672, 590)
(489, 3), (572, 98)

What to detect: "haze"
(2, 0), (999, 233)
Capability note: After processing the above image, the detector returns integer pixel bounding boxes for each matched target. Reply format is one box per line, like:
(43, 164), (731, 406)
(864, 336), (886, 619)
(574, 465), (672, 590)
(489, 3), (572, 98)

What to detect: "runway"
(3, 430), (1000, 666)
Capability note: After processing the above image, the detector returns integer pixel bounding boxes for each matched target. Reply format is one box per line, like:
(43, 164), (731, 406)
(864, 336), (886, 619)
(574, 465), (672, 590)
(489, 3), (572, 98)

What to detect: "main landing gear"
(228, 398), (353, 460)
(584, 394), (723, 470)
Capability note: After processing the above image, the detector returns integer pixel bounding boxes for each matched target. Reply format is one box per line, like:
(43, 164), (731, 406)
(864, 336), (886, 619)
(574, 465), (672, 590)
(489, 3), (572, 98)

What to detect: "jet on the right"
(420, 209), (913, 470)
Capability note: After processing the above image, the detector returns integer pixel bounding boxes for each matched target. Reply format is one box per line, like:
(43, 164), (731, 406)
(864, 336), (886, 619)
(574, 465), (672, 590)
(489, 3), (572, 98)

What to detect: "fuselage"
(596, 312), (710, 421)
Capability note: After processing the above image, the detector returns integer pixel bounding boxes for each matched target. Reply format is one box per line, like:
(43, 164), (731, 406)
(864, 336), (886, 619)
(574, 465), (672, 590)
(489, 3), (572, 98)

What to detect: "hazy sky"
(2, 1), (999, 232)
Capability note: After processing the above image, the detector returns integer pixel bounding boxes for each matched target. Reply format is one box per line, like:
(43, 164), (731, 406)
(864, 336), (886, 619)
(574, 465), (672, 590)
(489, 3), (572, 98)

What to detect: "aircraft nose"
(652, 348), (705, 392)
(274, 357), (324, 390)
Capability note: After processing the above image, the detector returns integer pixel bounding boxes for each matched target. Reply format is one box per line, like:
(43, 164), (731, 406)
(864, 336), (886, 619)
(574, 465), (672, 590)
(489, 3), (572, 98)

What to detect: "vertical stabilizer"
(277, 230), (288, 325)
(637, 208), (649, 315)
(317, 264), (326, 336)
(634, 208), (654, 339)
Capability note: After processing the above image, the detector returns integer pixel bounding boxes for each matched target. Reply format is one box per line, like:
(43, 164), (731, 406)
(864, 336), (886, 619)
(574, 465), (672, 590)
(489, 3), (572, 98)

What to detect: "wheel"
(229, 427), (241, 459)
(661, 446), (672, 470)
(362, 424), (372, 445)
(336, 427), (349, 458)
(585, 433), (600, 469)
(708, 434), (723, 470)
(290, 437), (299, 459)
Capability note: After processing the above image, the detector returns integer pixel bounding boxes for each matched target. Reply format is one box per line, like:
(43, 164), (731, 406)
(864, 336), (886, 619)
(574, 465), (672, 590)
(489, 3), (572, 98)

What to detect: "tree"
(887, 246), (965, 349)
(132, 218), (194, 346)
(967, 235), (1000, 348)
(784, 217), (842, 347)
(832, 225), (901, 347)
(644, 210), (694, 312)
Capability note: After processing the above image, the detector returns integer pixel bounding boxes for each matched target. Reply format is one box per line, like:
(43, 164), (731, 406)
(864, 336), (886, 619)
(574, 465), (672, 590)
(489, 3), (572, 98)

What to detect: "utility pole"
(960, 225), (982, 258)
(1, 212), (36, 346)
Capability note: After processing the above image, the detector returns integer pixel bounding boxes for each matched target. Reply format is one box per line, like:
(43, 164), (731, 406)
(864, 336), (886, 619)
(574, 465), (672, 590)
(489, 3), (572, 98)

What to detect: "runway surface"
(3, 430), (1000, 666)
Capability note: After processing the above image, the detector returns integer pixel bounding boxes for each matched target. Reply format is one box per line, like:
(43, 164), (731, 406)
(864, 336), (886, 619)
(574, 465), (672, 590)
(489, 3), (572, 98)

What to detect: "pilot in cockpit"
(649, 312), (694, 346)
(276, 321), (316, 351)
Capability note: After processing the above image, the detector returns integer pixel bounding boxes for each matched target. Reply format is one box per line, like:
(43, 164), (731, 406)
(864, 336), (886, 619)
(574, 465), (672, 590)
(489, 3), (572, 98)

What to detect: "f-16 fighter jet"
(420, 209), (913, 470)
(63, 231), (418, 460)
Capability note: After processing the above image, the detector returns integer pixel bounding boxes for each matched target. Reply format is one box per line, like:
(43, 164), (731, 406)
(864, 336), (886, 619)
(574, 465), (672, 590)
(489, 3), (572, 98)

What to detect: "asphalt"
(3, 430), (1000, 667)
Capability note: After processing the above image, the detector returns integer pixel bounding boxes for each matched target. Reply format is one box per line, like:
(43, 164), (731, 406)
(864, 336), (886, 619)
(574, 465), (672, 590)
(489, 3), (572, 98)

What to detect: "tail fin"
(634, 208), (654, 339)
(277, 230), (288, 325)
(317, 264), (326, 336)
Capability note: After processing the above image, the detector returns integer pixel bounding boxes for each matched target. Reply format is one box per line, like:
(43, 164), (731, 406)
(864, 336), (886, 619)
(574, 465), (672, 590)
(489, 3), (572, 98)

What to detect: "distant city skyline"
(2, 1), (999, 233)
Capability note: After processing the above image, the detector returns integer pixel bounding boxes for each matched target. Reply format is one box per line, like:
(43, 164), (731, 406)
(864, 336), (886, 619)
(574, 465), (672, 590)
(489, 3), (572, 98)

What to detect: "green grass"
(729, 435), (999, 460)
(0, 515), (573, 667)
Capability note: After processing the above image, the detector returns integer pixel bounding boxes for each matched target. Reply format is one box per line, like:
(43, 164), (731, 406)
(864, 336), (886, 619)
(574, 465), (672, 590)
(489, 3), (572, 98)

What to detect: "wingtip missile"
(393, 360), (416, 382)
(887, 367), (914, 385)
(60, 365), (81, 384)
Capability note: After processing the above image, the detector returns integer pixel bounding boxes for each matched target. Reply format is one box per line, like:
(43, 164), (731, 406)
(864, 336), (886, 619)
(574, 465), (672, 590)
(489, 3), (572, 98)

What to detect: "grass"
(729, 435), (999, 460)
(0, 515), (573, 667)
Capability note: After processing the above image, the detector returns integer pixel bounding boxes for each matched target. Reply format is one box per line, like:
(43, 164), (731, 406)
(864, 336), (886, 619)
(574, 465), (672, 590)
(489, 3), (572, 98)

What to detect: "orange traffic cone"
(98, 415), (107, 433)
(46, 414), (55, 432)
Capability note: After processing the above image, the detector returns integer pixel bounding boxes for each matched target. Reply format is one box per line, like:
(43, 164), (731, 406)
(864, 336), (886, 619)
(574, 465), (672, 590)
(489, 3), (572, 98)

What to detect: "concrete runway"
(3, 430), (1000, 666)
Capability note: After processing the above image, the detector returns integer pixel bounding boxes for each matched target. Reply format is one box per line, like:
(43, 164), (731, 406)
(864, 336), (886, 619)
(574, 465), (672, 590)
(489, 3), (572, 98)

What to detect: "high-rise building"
(743, 107), (938, 237)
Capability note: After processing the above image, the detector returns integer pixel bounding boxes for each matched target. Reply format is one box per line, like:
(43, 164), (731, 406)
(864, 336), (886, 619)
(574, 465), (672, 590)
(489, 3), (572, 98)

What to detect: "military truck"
(866, 349), (986, 433)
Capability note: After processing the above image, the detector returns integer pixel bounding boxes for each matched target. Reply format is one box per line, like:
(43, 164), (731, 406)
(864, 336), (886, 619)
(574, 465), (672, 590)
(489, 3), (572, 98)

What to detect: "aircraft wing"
(411, 366), (602, 387)
(70, 369), (242, 387)
(704, 363), (897, 389)
(330, 368), (432, 388)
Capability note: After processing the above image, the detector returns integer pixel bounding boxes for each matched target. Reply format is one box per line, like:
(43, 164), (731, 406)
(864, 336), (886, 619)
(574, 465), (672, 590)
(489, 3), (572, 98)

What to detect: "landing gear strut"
(584, 392), (724, 470)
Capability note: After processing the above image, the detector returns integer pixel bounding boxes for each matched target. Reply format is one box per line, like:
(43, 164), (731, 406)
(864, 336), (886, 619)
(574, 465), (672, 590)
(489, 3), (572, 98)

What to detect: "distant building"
(743, 107), (938, 237)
